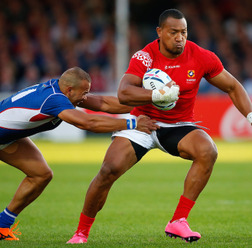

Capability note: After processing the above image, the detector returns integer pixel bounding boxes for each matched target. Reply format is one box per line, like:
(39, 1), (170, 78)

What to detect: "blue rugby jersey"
(0, 79), (75, 144)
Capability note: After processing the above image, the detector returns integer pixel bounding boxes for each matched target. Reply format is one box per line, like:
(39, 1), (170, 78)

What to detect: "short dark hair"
(159, 9), (185, 27)
(59, 67), (91, 88)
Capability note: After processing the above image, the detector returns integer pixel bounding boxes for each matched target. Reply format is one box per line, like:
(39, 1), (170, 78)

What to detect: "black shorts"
(130, 125), (200, 161)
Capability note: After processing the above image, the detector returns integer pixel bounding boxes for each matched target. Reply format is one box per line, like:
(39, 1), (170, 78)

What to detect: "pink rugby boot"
(66, 232), (87, 244)
(165, 217), (201, 243)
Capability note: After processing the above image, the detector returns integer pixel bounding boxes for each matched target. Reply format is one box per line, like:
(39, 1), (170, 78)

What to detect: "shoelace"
(180, 219), (190, 227)
(75, 231), (87, 238)
(10, 220), (21, 236)
(180, 220), (196, 234)
(172, 218), (191, 231)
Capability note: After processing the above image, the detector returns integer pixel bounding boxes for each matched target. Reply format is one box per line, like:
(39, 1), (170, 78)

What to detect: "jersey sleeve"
(203, 51), (224, 80)
(125, 50), (153, 78)
(41, 93), (75, 117)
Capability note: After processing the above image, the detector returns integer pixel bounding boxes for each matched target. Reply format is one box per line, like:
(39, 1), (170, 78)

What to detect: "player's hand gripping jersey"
(126, 39), (224, 123)
(0, 79), (75, 144)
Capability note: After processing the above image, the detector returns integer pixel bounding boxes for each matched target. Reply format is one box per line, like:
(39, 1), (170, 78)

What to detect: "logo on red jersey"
(132, 51), (153, 68)
(165, 65), (180, 69)
(188, 70), (195, 78)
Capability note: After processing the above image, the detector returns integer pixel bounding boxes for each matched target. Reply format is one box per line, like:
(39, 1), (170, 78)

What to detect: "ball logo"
(188, 70), (195, 78)
(149, 81), (157, 90)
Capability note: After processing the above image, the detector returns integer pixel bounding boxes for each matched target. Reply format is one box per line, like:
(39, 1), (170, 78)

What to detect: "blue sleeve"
(41, 93), (75, 117)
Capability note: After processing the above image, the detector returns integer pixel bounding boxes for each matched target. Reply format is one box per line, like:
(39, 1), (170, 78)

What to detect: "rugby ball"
(143, 68), (176, 110)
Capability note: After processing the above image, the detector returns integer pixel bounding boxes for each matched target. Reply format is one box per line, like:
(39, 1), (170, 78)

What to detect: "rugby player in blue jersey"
(0, 67), (159, 241)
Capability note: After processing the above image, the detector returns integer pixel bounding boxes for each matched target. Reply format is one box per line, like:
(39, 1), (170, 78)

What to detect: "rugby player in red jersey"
(68, 9), (252, 244)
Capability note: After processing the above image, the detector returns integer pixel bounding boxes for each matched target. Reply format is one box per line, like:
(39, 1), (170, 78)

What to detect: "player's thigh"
(177, 129), (218, 161)
(0, 137), (52, 177)
(102, 136), (138, 175)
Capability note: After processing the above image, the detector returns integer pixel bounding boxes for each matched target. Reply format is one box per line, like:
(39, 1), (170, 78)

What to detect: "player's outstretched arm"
(58, 109), (159, 133)
(77, 94), (133, 114)
(208, 69), (252, 124)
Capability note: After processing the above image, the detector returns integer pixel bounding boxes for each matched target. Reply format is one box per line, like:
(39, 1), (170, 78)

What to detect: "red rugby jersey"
(126, 39), (224, 123)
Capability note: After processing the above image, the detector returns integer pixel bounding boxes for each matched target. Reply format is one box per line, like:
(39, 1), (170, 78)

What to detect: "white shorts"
(112, 115), (199, 153)
(113, 127), (165, 151)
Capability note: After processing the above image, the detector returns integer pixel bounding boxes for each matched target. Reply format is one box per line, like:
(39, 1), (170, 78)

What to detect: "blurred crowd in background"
(0, 0), (251, 94)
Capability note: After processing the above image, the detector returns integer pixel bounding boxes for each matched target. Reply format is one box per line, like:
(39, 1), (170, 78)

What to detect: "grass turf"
(0, 137), (252, 248)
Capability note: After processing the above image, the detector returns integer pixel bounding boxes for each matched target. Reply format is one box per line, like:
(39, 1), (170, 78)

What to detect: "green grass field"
(0, 137), (252, 248)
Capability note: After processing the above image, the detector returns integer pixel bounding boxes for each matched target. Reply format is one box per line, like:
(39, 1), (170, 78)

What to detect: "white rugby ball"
(142, 68), (176, 110)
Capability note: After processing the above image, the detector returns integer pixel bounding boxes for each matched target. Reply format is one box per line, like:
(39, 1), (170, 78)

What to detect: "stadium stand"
(0, 0), (251, 94)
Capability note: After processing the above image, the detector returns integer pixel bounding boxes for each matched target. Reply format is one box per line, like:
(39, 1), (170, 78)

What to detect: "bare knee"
(99, 161), (121, 180)
(200, 142), (218, 162)
(195, 142), (218, 172)
(32, 165), (53, 187)
(179, 130), (218, 169)
(41, 168), (53, 184)
(97, 160), (125, 185)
